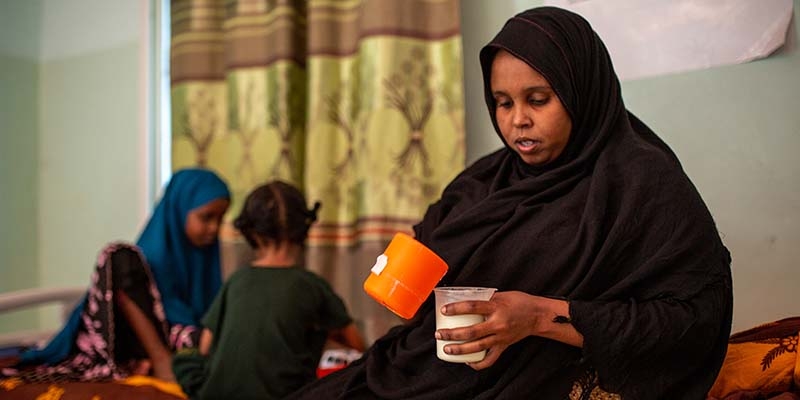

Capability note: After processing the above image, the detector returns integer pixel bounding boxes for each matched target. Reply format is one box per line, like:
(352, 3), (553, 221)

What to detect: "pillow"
(708, 317), (800, 399)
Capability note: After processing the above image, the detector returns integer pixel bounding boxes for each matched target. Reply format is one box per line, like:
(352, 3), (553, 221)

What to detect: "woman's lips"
(202, 235), (217, 245)
(516, 138), (539, 153)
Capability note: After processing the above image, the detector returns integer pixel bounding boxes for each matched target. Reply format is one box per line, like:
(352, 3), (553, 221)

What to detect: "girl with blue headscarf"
(4, 168), (230, 383)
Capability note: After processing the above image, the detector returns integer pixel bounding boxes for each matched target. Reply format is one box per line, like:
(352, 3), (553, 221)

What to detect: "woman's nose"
(209, 220), (221, 235)
(511, 106), (532, 128)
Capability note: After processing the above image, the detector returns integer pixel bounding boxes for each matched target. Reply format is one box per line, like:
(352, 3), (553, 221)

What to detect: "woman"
(288, 6), (732, 399)
(6, 168), (230, 382)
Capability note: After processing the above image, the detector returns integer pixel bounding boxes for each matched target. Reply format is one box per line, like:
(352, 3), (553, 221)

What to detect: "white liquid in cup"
(434, 287), (497, 363)
(436, 313), (486, 362)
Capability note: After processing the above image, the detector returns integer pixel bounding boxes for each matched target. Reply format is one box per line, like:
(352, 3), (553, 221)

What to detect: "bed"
(4, 287), (797, 399)
(0, 286), (85, 352)
(708, 316), (800, 400)
(0, 286), (185, 400)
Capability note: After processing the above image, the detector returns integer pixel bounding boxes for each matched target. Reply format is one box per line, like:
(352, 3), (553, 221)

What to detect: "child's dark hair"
(233, 181), (321, 249)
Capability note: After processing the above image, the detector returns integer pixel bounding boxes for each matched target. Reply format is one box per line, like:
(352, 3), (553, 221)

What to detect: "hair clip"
(307, 201), (322, 223)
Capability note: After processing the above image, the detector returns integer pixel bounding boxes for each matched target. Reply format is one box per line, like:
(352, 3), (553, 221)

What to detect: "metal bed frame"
(0, 286), (85, 349)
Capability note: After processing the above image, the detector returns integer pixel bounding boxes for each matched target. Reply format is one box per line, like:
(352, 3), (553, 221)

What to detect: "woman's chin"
(517, 152), (548, 166)
(189, 237), (217, 248)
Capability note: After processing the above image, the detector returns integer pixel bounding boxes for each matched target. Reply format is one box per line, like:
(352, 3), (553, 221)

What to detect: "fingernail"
(434, 331), (442, 340)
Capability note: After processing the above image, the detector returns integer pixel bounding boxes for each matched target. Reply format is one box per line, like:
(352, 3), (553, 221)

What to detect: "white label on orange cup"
(371, 254), (388, 275)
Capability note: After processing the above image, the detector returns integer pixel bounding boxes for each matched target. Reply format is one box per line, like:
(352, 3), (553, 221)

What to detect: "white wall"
(461, 0), (800, 332)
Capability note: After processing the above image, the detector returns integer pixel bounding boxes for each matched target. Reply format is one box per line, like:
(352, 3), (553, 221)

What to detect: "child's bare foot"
(133, 359), (152, 375)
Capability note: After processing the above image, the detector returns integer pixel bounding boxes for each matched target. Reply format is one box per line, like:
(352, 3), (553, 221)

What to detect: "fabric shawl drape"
(169, 0), (465, 343)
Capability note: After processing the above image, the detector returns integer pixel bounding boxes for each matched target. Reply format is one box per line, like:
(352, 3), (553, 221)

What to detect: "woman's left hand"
(434, 291), (581, 370)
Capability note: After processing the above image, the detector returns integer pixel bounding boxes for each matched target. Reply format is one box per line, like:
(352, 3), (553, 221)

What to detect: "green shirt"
(174, 266), (353, 400)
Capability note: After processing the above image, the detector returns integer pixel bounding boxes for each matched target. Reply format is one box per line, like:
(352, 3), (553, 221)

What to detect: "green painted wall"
(0, 1), (43, 335)
(38, 42), (145, 331)
(0, 54), (41, 335)
(0, 0), (148, 336)
(462, 0), (800, 331)
(622, 26), (800, 332)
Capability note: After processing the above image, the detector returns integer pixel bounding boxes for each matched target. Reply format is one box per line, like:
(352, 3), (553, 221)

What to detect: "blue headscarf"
(136, 168), (230, 327)
(21, 168), (230, 365)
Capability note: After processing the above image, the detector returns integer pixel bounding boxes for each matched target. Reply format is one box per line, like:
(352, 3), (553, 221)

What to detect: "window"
(150, 0), (172, 202)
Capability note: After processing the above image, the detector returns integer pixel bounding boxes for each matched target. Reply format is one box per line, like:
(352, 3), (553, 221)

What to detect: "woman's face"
(491, 50), (572, 166)
(184, 198), (230, 247)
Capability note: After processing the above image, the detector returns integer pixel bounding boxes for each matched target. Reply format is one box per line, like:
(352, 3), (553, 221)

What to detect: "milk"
(433, 286), (497, 363)
(435, 312), (486, 363)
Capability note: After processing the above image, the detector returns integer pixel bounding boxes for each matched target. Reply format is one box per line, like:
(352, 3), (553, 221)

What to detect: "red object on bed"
(316, 348), (362, 379)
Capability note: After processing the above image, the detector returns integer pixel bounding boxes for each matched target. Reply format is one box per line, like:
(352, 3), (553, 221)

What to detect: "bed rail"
(0, 286), (85, 349)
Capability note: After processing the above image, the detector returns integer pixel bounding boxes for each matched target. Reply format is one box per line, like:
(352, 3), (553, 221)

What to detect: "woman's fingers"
(440, 300), (493, 316)
(442, 336), (490, 356)
(467, 347), (503, 370)
(435, 291), (543, 370)
(440, 338), (505, 370)
(435, 322), (487, 341)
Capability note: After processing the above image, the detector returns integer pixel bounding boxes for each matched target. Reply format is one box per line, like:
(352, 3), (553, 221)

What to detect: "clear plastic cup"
(434, 286), (497, 363)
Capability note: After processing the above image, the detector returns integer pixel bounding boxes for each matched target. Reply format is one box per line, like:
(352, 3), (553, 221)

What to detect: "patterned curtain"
(170, 0), (465, 343)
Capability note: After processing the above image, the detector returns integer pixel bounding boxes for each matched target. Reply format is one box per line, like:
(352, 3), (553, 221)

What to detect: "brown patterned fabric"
(0, 379), (185, 400)
(170, 0), (461, 82)
(170, 0), (465, 346)
(708, 317), (800, 399)
(569, 369), (622, 400)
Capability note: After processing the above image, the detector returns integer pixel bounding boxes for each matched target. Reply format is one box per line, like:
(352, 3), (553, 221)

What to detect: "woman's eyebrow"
(525, 85), (552, 92)
(493, 86), (552, 96)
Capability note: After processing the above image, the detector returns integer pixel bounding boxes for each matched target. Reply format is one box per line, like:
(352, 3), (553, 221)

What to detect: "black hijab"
(289, 7), (732, 399)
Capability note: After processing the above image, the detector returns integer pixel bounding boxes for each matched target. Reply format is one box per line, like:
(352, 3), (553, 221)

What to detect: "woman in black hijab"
(289, 6), (732, 399)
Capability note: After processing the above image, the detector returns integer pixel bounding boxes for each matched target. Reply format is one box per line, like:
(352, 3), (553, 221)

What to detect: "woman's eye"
(529, 96), (548, 106)
(495, 100), (511, 108)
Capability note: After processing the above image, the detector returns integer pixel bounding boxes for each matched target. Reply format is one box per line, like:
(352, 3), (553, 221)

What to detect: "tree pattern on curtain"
(170, 0), (464, 344)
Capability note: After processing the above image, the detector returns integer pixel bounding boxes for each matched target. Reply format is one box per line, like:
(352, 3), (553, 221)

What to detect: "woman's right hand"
(198, 328), (212, 356)
(434, 291), (584, 370)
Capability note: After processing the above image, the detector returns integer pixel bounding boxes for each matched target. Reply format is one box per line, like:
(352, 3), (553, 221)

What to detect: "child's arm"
(198, 328), (213, 356)
(328, 322), (366, 352)
(172, 350), (208, 397)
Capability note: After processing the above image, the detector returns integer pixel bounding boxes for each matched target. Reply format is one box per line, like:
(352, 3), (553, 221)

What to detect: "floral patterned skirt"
(2, 243), (197, 383)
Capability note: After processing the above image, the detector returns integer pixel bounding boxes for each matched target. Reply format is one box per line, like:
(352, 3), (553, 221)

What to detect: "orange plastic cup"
(363, 232), (449, 319)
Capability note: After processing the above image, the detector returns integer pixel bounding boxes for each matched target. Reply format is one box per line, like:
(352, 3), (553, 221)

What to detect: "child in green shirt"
(173, 181), (365, 400)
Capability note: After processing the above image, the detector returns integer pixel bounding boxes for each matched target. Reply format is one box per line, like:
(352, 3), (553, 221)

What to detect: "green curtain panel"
(170, 0), (465, 343)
